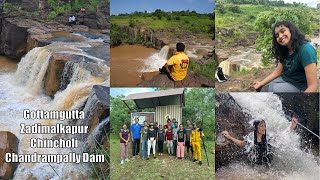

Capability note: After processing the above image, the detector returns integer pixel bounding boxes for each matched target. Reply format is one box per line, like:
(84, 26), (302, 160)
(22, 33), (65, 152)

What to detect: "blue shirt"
(281, 42), (317, 90)
(131, 123), (142, 139)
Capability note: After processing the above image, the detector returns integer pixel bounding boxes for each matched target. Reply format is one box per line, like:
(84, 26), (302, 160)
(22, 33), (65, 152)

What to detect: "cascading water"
(216, 93), (319, 180)
(142, 45), (169, 72)
(0, 40), (109, 179)
(14, 47), (52, 95)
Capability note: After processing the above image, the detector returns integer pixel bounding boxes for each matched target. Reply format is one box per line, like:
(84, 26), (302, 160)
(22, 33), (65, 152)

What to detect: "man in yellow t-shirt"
(159, 43), (189, 81)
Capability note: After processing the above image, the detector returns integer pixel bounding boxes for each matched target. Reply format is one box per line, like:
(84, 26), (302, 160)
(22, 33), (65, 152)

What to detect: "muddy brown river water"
(110, 45), (160, 87)
(0, 56), (18, 72)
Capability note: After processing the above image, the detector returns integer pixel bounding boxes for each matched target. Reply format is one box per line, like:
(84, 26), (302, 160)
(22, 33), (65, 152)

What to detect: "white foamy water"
(216, 93), (320, 180)
(0, 41), (108, 179)
(141, 45), (169, 72)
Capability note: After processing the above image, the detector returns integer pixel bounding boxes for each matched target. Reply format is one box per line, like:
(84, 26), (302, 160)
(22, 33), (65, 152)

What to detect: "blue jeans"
(261, 77), (302, 92)
(141, 139), (148, 158)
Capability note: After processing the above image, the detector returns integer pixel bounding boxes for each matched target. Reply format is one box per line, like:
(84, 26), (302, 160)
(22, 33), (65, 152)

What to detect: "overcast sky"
(284, 0), (318, 8)
(110, 88), (155, 97)
(111, 0), (215, 15)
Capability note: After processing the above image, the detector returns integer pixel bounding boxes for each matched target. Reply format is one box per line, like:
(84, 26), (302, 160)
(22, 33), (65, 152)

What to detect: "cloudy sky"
(283, 0), (319, 8)
(111, 0), (215, 15)
(110, 88), (155, 97)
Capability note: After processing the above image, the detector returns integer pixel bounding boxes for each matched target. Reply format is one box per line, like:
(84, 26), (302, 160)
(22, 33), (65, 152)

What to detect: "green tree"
(254, 7), (314, 65)
(182, 88), (215, 140)
(110, 95), (134, 134)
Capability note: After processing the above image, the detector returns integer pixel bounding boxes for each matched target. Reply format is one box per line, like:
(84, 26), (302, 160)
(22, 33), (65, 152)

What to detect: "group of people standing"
(119, 118), (205, 166)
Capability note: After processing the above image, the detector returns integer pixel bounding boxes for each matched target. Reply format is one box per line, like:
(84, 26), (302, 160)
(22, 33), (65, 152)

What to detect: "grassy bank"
(111, 11), (213, 37)
(110, 134), (215, 180)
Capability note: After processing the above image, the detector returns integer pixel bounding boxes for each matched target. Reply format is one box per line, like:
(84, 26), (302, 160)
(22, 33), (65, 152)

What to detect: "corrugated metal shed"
(122, 88), (185, 125)
(156, 105), (182, 126)
(122, 88), (185, 109)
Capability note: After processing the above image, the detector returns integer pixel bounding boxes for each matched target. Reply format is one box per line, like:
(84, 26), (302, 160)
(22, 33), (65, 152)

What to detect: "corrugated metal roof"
(122, 88), (185, 100)
(122, 88), (185, 109)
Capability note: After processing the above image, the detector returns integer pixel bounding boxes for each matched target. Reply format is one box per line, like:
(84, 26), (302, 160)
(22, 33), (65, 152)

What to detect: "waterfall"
(142, 45), (169, 72)
(60, 61), (74, 90)
(0, 40), (109, 179)
(84, 117), (109, 153)
(14, 47), (52, 95)
(158, 45), (170, 60)
(216, 93), (320, 180)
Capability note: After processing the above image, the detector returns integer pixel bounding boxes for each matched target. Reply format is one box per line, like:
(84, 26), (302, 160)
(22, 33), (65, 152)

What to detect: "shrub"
(47, 11), (57, 20)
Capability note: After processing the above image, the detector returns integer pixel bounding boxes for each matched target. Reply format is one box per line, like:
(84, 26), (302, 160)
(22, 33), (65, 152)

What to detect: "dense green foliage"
(111, 10), (213, 36)
(254, 7), (315, 65)
(182, 88), (215, 140)
(217, 0), (306, 7)
(46, 0), (105, 20)
(110, 89), (215, 140)
(110, 95), (134, 133)
(216, 3), (319, 65)
(3, 2), (39, 17)
(110, 23), (145, 47)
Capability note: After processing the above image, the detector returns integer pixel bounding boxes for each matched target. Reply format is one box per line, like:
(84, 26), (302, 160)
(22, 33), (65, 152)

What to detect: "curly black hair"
(272, 20), (306, 63)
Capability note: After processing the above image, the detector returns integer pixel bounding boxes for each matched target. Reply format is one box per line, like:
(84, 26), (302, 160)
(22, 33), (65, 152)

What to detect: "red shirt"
(166, 130), (173, 140)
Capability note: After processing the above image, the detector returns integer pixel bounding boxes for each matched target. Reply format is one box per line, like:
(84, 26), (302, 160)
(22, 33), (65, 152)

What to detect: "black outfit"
(249, 120), (273, 168)
(159, 66), (174, 81)
(147, 129), (156, 139)
(158, 129), (165, 153)
(185, 126), (193, 155)
(132, 139), (140, 156)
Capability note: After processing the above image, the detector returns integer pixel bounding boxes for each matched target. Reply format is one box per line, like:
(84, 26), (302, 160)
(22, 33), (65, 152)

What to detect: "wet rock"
(0, 18), (37, 59)
(0, 131), (19, 180)
(138, 72), (214, 87)
(44, 54), (67, 97)
(83, 85), (109, 133)
(277, 93), (319, 154)
(217, 47), (263, 76)
(215, 93), (251, 169)
(97, 0), (109, 29)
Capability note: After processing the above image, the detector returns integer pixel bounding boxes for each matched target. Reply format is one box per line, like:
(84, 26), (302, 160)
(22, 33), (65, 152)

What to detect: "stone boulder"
(43, 53), (69, 97)
(215, 93), (251, 169)
(97, 0), (109, 29)
(0, 18), (34, 59)
(277, 93), (319, 153)
(138, 72), (214, 87)
(0, 131), (19, 180)
(75, 85), (109, 144)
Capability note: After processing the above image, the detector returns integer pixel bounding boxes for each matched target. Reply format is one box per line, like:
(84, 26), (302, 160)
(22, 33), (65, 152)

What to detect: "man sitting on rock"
(71, 15), (76, 25)
(159, 43), (189, 81)
(68, 15), (73, 26)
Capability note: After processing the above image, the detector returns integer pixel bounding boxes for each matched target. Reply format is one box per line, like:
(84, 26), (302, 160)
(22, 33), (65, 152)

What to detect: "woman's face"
(257, 121), (266, 135)
(123, 124), (127, 130)
(274, 25), (292, 47)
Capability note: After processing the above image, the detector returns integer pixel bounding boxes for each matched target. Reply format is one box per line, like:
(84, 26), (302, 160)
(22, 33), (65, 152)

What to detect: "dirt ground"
(215, 68), (275, 92)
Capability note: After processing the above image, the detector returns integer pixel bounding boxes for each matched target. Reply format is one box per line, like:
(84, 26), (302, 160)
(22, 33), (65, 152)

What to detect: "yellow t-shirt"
(166, 52), (189, 81)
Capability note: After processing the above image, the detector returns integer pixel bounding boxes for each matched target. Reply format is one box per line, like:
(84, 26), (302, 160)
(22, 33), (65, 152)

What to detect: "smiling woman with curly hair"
(252, 20), (318, 92)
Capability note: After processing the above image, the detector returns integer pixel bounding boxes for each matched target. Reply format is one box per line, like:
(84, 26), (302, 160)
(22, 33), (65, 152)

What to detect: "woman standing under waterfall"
(252, 20), (318, 92)
(221, 118), (297, 167)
